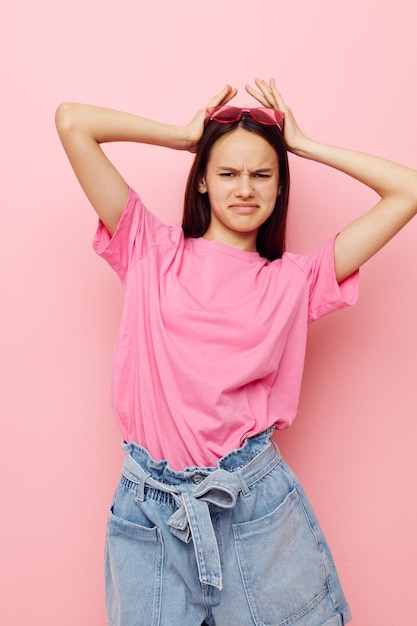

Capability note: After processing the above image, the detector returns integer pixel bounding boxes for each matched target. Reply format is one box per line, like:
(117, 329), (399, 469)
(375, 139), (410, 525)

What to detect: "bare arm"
(291, 139), (417, 282)
(55, 86), (237, 235)
(246, 79), (417, 282)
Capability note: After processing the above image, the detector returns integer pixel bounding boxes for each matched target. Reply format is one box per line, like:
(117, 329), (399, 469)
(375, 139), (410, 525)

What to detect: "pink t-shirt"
(94, 187), (359, 470)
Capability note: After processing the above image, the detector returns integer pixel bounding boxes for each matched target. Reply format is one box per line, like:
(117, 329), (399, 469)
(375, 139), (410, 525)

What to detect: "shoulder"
(94, 186), (184, 278)
(281, 236), (359, 322)
(282, 236), (337, 277)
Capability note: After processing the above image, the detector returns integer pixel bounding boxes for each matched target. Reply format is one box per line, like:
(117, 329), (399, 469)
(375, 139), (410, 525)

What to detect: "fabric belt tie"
(122, 442), (280, 591)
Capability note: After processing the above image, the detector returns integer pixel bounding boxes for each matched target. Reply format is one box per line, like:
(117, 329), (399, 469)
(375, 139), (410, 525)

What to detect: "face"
(199, 127), (280, 251)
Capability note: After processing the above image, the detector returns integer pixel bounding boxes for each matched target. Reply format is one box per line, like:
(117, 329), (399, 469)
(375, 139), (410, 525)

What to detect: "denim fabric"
(105, 430), (351, 626)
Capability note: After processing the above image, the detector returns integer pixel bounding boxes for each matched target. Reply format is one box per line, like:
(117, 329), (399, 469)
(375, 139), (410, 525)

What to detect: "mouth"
(229, 204), (259, 214)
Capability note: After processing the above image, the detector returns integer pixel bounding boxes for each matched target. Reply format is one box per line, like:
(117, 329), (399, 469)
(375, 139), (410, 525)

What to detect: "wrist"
(287, 135), (317, 159)
(173, 125), (195, 151)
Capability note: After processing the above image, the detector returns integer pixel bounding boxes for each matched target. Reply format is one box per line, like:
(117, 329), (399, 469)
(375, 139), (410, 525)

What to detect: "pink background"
(2, 1), (417, 624)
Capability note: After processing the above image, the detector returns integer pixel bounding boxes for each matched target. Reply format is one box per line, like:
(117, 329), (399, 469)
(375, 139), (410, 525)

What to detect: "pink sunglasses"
(206, 106), (285, 131)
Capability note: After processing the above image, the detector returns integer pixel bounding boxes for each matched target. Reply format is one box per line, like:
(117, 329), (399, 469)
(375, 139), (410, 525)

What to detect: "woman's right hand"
(55, 86), (237, 234)
(183, 84), (238, 153)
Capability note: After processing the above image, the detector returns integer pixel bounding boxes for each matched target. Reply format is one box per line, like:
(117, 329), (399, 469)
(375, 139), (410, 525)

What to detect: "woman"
(55, 78), (417, 626)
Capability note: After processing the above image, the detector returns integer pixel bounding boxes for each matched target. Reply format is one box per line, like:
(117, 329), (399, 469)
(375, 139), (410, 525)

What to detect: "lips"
(229, 204), (259, 213)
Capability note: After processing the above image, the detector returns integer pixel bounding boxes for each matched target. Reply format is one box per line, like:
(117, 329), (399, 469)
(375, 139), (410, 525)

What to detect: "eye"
(253, 172), (271, 179)
(219, 172), (236, 178)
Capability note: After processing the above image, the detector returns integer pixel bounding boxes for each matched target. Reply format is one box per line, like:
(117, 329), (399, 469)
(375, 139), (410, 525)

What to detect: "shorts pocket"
(105, 508), (163, 626)
(233, 486), (331, 626)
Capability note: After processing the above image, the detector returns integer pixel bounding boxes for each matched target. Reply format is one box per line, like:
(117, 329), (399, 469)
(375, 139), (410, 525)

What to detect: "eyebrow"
(216, 166), (275, 173)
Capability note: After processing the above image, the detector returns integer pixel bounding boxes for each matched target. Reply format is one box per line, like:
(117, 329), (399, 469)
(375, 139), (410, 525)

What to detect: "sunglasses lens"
(210, 106), (242, 123)
(250, 109), (277, 125)
(251, 109), (284, 130)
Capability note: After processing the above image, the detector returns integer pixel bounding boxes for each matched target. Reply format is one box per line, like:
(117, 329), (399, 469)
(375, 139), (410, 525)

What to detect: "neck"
(202, 226), (258, 252)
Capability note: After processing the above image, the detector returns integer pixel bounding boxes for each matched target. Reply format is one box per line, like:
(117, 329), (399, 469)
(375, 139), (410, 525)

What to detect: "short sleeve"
(287, 235), (359, 323)
(93, 187), (169, 280)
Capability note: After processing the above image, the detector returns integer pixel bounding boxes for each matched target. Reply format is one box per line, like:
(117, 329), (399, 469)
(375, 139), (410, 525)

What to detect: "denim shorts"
(105, 429), (351, 626)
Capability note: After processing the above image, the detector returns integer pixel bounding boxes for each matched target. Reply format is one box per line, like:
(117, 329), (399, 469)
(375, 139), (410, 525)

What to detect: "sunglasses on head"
(206, 106), (285, 131)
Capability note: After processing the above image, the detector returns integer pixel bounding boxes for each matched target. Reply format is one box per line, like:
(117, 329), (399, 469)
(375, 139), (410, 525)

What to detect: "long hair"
(182, 114), (290, 261)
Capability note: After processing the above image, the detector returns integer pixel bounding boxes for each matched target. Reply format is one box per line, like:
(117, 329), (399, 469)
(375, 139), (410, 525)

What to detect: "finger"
(246, 78), (279, 110)
(254, 78), (279, 108)
(206, 84), (237, 108)
(221, 87), (238, 105)
(268, 78), (287, 110)
(244, 84), (270, 107)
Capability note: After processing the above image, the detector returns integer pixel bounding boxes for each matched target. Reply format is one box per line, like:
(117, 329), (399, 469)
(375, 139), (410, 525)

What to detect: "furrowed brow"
(216, 166), (274, 173)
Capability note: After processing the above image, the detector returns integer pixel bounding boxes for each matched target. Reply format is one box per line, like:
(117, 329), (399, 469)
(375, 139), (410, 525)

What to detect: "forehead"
(208, 127), (278, 168)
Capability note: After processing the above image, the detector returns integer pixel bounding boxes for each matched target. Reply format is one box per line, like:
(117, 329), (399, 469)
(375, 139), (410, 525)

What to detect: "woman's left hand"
(245, 78), (308, 154)
(245, 82), (417, 284)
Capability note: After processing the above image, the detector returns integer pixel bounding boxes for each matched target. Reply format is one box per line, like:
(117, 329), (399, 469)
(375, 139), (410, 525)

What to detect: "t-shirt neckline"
(190, 236), (266, 262)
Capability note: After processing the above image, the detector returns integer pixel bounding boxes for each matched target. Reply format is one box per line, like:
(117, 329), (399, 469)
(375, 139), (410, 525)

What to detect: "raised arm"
(246, 79), (417, 282)
(55, 86), (237, 235)
(290, 141), (417, 282)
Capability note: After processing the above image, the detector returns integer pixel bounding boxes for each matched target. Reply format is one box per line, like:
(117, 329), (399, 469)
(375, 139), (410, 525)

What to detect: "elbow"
(55, 102), (79, 137)
(407, 170), (417, 214)
(405, 184), (417, 218)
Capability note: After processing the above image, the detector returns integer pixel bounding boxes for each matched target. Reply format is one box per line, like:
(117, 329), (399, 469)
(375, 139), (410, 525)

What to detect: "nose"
(235, 174), (254, 198)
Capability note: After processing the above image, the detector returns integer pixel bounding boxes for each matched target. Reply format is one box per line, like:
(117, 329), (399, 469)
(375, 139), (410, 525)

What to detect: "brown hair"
(182, 114), (290, 261)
